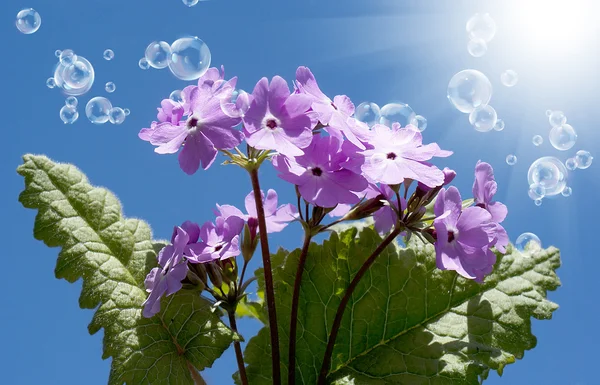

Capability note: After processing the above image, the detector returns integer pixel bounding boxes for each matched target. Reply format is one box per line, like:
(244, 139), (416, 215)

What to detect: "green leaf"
(18, 155), (234, 385)
(242, 227), (560, 384)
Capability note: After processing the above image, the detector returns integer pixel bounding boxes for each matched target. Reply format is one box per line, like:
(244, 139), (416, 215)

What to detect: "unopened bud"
(241, 222), (259, 262)
(190, 262), (208, 286)
(206, 262), (223, 288)
(220, 257), (238, 285)
(186, 269), (206, 291)
(423, 228), (437, 244)
(343, 194), (386, 221)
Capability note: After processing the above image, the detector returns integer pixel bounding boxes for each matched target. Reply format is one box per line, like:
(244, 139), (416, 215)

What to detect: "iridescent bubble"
(145, 41), (172, 69)
(575, 150), (593, 169)
(379, 103), (416, 128)
(565, 157), (577, 170)
(469, 105), (497, 132)
(59, 105), (79, 124)
(410, 115), (428, 132)
(506, 154), (517, 165)
(500, 70), (518, 87)
(466, 13), (496, 42)
(534, 198), (543, 206)
(65, 96), (78, 107)
(545, 109), (552, 116)
(182, 0), (199, 6)
(528, 156), (568, 196)
(55, 50), (62, 58)
(124, 108), (131, 116)
(169, 89), (184, 103)
(493, 118), (505, 131)
(109, 107), (126, 125)
(355, 102), (381, 127)
(561, 186), (572, 197)
(528, 183), (546, 200)
(59, 49), (77, 66)
(16, 8), (41, 34)
(103, 49), (114, 61)
(168, 37), (211, 81)
(447, 70), (492, 113)
(532, 135), (543, 146)
(55, 57), (95, 96)
(139, 58), (150, 70)
(515, 232), (542, 255)
(46, 77), (56, 89)
(85, 97), (112, 124)
(105, 82), (116, 93)
(467, 38), (487, 57)
(549, 124), (577, 151)
(549, 110), (566, 127)
(220, 89), (250, 118)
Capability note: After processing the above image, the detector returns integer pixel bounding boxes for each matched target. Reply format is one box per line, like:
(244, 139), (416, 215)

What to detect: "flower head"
(473, 161), (507, 223)
(186, 216), (245, 263)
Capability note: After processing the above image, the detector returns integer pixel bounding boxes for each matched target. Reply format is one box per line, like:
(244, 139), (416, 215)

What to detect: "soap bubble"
(109, 107), (126, 124)
(46, 77), (56, 89)
(410, 115), (428, 132)
(500, 70), (518, 87)
(103, 49), (114, 61)
(467, 38), (487, 57)
(124, 108), (131, 116)
(182, 0), (199, 6)
(168, 37), (211, 80)
(466, 13), (496, 42)
(469, 104), (497, 132)
(549, 124), (577, 151)
(220, 89), (250, 118)
(534, 199), (542, 206)
(506, 154), (517, 165)
(53, 56), (95, 96)
(59, 105), (79, 124)
(55, 50), (62, 58)
(139, 58), (150, 70)
(575, 150), (593, 169)
(65, 96), (78, 107)
(565, 157), (577, 170)
(545, 109), (552, 116)
(145, 41), (171, 69)
(528, 156), (568, 196)
(59, 49), (77, 66)
(515, 232), (542, 255)
(493, 118), (505, 131)
(379, 102), (416, 128)
(447, 70), (492, 113)
(105, 82), (116, 93)
(561, 186), (572, 197)
(532, 135), (543, 146)
(16, 8), (41, 34)
(549, 110), (566, 127)
(85, 97), (112, 124)
(528, 183), (546, 200)
(169, 89), (184, 103)
(355, 102), (381, 127)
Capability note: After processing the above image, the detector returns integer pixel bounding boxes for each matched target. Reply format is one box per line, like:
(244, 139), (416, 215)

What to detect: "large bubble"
(355, 102), (381, 127)
(60, 105), (79, 124)
(549, 124), (577, 151)
(469, 105), (497, 132)
(379, 102), (416, 128)
(515, 232), (542, 255)
(447, 70), (492, 113)
(168, 37), (211, 81)
(85, 97), (112, 124)
(145, 41), (172, 69)
(528, 156), (568, 196)
(467, 38), (487, 57)
(575, 150), (593, 169)
(466, 13), (496, 42)
(53, 56), (95, 96)
(16, 8), (41, 34)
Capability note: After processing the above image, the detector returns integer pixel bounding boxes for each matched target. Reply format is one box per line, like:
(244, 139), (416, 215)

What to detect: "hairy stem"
(186, 361), (207, 385)
(228, 311), (249, 385)
(317, 227), (403, 385)
(287, 232), (313, 385)
(249, 168), (281, 384)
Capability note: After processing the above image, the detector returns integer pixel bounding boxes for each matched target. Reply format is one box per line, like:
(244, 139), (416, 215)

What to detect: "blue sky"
(2, 0), (599, 384)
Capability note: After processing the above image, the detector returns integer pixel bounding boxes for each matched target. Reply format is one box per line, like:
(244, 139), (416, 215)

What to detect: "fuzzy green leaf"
(242, 227), (560, 384)
(18, 154), (234, 385)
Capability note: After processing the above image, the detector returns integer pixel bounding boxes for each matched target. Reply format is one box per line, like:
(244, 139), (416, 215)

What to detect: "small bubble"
(493, 119), (505, 131)
(506, 154), (517, 165)
(55, 50), (62, 58)
(379, 102), (416, 128)
(85, 97), (112, 124)
(467, 38), (487, 57)
(60, 105), (79, 124)
(515, 232), (542, 255)
(410, 115), (428, 132)
(469, 105), (497, 132)
(575, 150), (593, 169)
(59, 49), (77, 66)
(109, 107), (126, 124)
(145, 41), (172, 69)
(182, 0), (200, 6)
(355, 102), (381, 127)
(220, 89), (250, 118)
(549, 124), (577, 151)
(123, 108), (131, 116)
(532, 135), (543, 146)
(565, 157), (577, 170)
(466, 13), (496, 42)
(549, 110), (566, 127)
(447, 69), (492, 114)
(59, 57), (95, 94)
(168, 37), (211, 80)
(528, 183), (546, 200)
(16, 8), (41, 34)
(169, 89), (184, 103)
(103, 49), (115, 61)
(139, 57), (150, 70)
(65, 96), (78, 107)
(105, 81), (116, 93)
(561, 186), (572, 197)
(46, 77), (56, 89)
(545, 109), (552, 116)
(500, 70), (518, 87)
(534, 198), (543, 206)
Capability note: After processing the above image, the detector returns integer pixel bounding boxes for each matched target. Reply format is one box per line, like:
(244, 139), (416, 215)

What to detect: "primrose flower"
(242, 76), (315, 157)
(369, 184), (406, 234)
(361, 123), (452, 187)
(186, 216), (245, 263)
(273, 135), (368, 208)
(433, 187), (497, 282)
(142, 226), (191, 318)
(139, 67), (243, 175)
(216, 189), (297, 233)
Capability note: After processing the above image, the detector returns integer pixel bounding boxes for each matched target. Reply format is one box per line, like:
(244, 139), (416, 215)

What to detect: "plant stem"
(228, 310), (249, 385)
(249, 168), (281, 385)
(186, 361), (207, 385)
(287, 232), (313, 385)
(317, 226), (402, 385)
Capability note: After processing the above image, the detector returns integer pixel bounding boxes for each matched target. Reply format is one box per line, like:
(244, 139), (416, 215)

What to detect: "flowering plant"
(18, 66), (560, 385)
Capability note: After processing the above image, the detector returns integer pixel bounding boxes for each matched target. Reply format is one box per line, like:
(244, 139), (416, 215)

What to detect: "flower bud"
(220, 257), (238, 285)
(189, 262), (208, 286)
(423, 228), (437, 244)
(442, 167), (456, 185)
(186, 269), (206, 291)
(241, 222), (259, 263)
(343, 194), (386, 221)
(206, 262), (223, 288)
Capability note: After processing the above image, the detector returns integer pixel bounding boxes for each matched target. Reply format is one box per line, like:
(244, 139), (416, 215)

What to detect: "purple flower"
(416, 167), (457, 193)
(433, 187), (497, 282)
(139, 67), (243, 174)
(361, 124), (452, 187)
(368, 184), (406, 234)
(216, 189), (297, 233)
(186, 216), (245, 263)
(473, 161), (507, 223)
(295, 66), (369, 149)
(142, 226), (190, 318)
(273, 135), (368, 208)
(242, 76), (315, 157)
